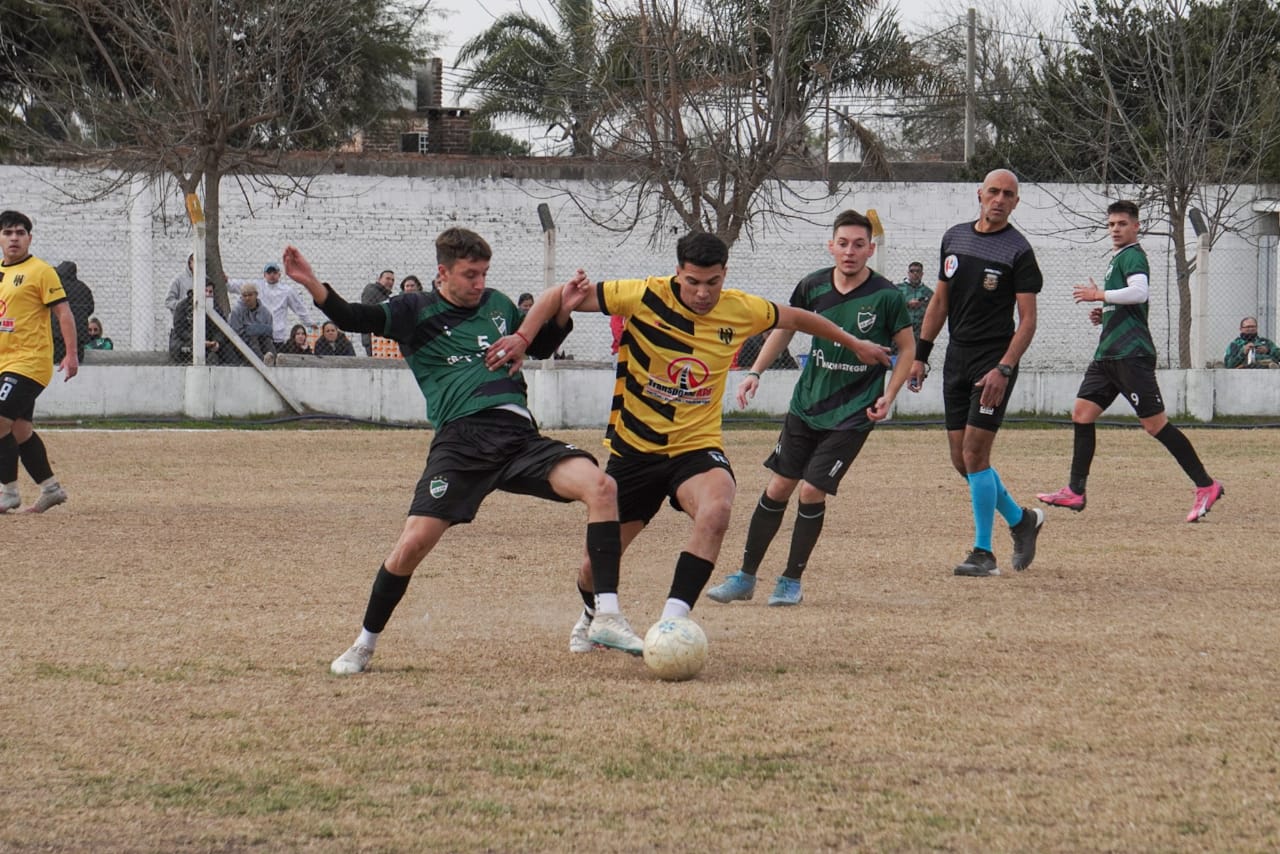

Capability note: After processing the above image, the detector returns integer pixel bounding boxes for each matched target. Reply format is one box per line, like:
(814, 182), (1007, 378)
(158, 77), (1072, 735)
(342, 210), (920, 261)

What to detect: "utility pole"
(965, 7), (976, 163)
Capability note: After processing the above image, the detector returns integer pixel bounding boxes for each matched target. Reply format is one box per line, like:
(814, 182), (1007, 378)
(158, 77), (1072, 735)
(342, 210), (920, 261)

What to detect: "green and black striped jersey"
(788, 267), (911, 431)
(1094, 244), (1156, 360)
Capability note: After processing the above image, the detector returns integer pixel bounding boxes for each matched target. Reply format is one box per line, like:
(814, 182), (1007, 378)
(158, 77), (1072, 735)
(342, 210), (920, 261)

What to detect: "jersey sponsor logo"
(429, 476), (449, 498)
(943, 254), (959, 278)
(857, 309), (876, 334)
(718, 327), (734, 345)
(10, 274), (23, 287)
(982, 268), (1001, 291)
(810, 350), (868, 374)
(0, 319), (13, 333)
(644, 356), (714, 405)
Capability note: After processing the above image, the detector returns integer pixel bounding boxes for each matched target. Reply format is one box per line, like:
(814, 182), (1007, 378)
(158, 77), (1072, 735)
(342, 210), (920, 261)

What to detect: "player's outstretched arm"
(736, 328), (797, 409)
(282, 247), (324, 302)
(282, 245), (386, 334)
(777, 306), (890, 366)
(869, 326), (915, 420)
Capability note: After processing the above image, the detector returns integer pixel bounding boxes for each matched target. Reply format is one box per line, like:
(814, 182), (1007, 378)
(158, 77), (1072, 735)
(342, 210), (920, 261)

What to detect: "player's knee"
(697, 497), (734, 538)
(797, 481), (827, 504)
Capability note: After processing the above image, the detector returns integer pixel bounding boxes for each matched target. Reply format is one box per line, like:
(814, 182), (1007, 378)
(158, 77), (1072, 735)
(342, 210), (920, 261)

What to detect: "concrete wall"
(38, 362), (1280, 427)
(4, 165), (1276, 371)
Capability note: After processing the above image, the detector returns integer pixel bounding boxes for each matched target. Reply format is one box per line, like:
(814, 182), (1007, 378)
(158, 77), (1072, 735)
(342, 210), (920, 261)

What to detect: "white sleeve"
(1103, 272), (1149, 305)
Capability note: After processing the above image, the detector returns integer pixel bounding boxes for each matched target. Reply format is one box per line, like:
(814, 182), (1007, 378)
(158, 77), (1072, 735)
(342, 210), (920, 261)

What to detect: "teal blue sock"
(991, 468), (1023, 526)
(968, 468), (997, 552)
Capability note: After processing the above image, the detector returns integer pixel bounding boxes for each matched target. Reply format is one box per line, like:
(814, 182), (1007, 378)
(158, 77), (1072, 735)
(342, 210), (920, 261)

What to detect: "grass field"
(2, 426), (1277, 852)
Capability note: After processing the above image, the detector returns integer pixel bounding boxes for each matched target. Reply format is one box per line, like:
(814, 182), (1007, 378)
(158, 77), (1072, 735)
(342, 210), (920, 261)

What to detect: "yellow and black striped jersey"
(0, 254), (65, 385)
(599, 276), (778, 457)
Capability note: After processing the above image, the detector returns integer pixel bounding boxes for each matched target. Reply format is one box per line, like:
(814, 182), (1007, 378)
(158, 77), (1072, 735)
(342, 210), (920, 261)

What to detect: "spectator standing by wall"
(85, 317), (113, 350)
(360, 269), (395, 354)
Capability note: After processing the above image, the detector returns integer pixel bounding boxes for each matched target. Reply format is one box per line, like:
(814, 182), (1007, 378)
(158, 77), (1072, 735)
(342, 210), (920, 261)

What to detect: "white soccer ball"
(643, 616), (708, 681)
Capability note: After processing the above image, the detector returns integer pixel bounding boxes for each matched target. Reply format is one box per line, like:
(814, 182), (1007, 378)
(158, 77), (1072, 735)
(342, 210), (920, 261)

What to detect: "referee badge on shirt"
(982, 268), (1001, 291)
(943, 254), (959, 278)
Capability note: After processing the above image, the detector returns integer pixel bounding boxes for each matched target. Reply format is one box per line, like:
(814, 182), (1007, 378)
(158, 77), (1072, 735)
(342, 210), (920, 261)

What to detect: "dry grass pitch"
(2, 425), (1277, 852)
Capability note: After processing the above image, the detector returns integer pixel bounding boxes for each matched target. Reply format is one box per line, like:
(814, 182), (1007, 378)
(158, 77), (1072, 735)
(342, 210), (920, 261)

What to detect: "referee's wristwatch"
(995, 363), (1014, 378)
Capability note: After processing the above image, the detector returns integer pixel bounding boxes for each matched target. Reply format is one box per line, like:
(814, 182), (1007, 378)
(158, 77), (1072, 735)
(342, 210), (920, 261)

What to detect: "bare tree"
(1032, 0), (1280, 366)
(559, 0), (929, 245)
(9, 0), (422, 306)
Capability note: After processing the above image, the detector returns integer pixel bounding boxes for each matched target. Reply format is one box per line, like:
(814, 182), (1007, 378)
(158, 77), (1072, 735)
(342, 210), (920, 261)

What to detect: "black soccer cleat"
(1009, 507), (1045, 571)
(953, 548), (1000, 577)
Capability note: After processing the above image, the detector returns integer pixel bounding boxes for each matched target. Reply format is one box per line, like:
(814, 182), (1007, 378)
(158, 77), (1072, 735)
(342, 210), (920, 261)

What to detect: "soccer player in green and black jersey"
(907, 169), (1046, 578)
(283, 228), (641, 674)
(1037, 200), (1223, 523)
(706, 210), (915, 606)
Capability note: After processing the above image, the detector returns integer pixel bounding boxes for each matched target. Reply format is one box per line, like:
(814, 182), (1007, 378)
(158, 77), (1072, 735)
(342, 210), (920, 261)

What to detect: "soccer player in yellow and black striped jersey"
(0, 210), (78, 514)
(495, 232), (892, 648)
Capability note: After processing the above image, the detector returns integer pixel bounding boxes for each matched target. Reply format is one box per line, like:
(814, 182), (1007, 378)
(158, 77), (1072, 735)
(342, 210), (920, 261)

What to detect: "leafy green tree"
(6, 0), (425, 303)
(1025, 0), (1280, 365)
(456, 0), (601, 156)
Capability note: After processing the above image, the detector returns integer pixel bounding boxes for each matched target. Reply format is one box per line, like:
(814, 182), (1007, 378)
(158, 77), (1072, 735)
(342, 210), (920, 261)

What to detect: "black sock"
(586, 520), (621, 595)
(1068, 422), (1096, 495)
(1153, 423), (1212, 487)
(668, 551), (715, 610)
(741, 493), (788, 575)
(578, 584), (596, 615)
(18, 431), (53, 484)
(0, 433), (17, 483)
(784, 501), (826, 579)
(362, 564), (411, 634)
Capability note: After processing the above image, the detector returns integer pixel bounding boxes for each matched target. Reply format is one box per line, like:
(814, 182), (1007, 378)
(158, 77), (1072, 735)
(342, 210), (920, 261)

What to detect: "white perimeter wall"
(4, 165), (1278, 370)
(37, 362), (1280, 427)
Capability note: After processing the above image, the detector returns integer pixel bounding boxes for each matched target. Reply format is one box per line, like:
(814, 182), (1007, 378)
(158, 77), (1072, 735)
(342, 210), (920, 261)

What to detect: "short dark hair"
(517, 292), (534, 303)
(380, 269), (394, 278)
(1107, 200), (1140, 220)
(0, 210), (33, 231)
(676, 232), (728, 268)
(831, 209), (872, 238)
(436, 228), (492, 268)
(908, 261), (924, 270)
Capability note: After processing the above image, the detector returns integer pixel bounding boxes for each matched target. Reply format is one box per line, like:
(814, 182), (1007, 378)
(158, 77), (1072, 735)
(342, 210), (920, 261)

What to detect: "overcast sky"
(432, 0), (1066, 76)
(429, 0), (1067, 145)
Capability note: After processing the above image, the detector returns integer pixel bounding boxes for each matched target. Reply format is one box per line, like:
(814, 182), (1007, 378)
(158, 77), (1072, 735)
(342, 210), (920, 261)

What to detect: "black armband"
(915, 339), (934, 364)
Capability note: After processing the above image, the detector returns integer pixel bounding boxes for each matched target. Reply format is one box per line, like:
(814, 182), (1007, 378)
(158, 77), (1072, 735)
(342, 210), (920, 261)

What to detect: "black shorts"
(943, 341), (1018, 432)
(1077, 356), (1165, 418)
(764, 413), (871, 496)
(409, 409), (597, 523)
(607, 448), (735, 525)
(0, 372), (45, 422)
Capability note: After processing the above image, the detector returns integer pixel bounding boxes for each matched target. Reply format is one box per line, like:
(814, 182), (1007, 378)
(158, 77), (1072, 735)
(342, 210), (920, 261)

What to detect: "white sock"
(661, 598), (691, 619)
(356, 628), (379, 650)
(1, 482), (17, 496)
(595, 593), (619, 614)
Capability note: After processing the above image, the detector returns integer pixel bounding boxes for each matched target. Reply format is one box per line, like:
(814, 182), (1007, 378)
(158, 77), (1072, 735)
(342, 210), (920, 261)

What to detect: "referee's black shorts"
(943, 340), (1018, 432)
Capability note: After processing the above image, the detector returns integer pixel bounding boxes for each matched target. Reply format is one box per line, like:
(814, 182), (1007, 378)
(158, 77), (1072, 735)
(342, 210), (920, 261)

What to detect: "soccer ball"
(643, 616), (708, 681)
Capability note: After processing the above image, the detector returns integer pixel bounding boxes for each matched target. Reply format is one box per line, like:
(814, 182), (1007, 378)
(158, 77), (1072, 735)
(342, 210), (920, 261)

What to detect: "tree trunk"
(203, 170), (231, 316)
(1168, 199), (1193, 369)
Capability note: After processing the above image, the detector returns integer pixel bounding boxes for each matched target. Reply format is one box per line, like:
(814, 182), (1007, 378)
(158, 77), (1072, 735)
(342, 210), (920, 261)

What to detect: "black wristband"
(996, 363), (1013, 378)
(915, 339), (934, 364)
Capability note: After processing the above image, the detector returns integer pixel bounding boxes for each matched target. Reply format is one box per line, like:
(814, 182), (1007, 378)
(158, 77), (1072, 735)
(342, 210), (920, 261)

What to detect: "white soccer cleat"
(0, 491), (20, 513)
(587, 612), (645, 656)
(24, 485), (66, 514)
(330, 643), (374, 675)
(569, 611), (601, 653)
